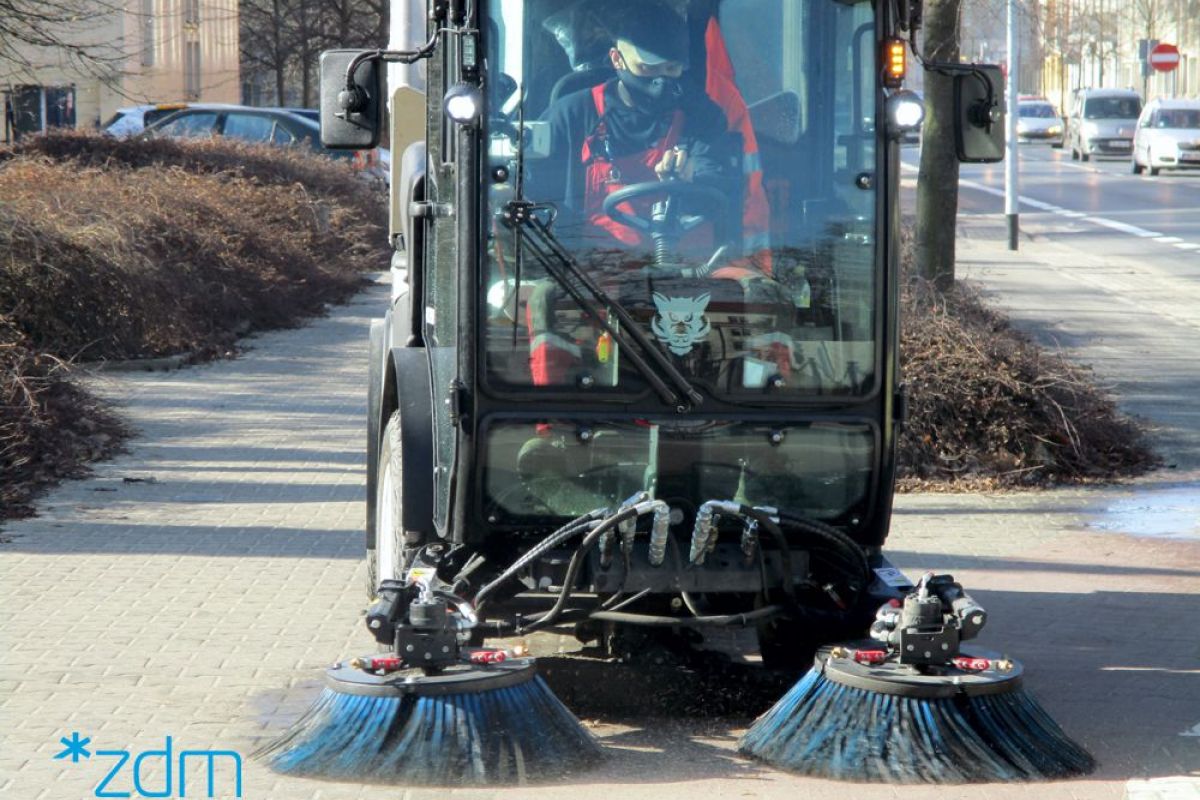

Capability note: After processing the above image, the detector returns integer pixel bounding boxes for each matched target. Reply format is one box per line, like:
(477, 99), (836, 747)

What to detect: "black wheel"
(1132, 158), (1144, 175)
(1081, 151), (1090, 162)
(1070, 145), (1079, 160)
(367, 411), (412, 598)
(756, 616), (820, 669)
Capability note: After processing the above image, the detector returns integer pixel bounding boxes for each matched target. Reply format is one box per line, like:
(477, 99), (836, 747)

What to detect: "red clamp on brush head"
(469, 649), (508, 665)
(350, 656), (405, 673)
(953, 657), (991, 672)
(853, 649), (888, 665)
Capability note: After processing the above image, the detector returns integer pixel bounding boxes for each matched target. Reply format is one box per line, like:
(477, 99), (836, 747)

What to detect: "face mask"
(616, 68), (684, 112)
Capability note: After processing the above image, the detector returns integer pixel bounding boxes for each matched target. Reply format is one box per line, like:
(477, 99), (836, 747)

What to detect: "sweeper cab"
(253, 0), (1088, 785)
(323, 0), (1008, 663)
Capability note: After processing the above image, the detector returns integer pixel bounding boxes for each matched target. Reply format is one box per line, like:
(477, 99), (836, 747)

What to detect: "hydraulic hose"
(473, 506), (608, 610)
(516, 501), (664, 634)
(739, 506), (797, 603)
(778, 511), (871, 591)
(589, 605), (785, 627)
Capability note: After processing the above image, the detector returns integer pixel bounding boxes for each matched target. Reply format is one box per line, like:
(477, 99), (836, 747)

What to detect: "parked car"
(102, 103), (214, 137)
(143, 105), (387, 185)
(1067, 88), (1141, 161)
(1016, 96), (1063, 147)
(1132, 98), (1200, 176)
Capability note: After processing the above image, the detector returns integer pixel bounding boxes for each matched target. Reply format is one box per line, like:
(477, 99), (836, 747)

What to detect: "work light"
(444, 83), (482, 126)
(887, 90), (925, 138)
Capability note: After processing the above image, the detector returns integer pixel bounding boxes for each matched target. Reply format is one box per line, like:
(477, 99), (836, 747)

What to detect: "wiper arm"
(501, 200), (703, 413)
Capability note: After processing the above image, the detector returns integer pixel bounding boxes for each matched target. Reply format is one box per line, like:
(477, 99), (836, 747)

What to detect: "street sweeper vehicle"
(258, 0), (1095, 785)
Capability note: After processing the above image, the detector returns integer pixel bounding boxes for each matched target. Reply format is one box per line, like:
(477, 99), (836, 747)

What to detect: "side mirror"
(319, 49), (384, 149)
(953, 64), (1004, 163)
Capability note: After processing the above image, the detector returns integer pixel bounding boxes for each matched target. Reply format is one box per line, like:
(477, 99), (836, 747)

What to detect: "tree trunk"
(915, 0), (963, 290)
(272, 0), (286, 104)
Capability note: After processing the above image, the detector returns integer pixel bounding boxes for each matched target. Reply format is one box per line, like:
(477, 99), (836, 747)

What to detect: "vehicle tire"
(1070, 146), (1079, 160)
(1081, 151), (1090, 162)
(366, 411), (415, 598)
(756, 616), (820, 669)
(1132, 158), (1144, 175)
(1052, 141), (1063, 149)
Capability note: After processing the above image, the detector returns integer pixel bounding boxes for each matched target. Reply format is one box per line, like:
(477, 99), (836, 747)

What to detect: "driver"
(531, 0), (742, 254)
(525, 1), (749, 386)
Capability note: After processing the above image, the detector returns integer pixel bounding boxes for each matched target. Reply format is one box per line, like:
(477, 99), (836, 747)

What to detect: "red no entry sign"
(1149, 43), (1180, 72)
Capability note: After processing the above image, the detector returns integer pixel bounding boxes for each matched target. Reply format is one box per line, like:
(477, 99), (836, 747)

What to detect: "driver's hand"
(655, 146), (694, 182)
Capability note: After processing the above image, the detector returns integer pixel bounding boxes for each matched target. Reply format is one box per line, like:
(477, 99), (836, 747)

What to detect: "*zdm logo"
(54, 732), (244, 798)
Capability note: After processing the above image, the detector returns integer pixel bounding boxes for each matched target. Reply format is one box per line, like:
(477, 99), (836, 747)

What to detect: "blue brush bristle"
(738, 667), (1095, 783)
(257, 675), (601, 784)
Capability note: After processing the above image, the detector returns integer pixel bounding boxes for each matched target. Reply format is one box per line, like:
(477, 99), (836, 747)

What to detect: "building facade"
(1039, 0), (1200, 108)
(2, 0), (239, 140)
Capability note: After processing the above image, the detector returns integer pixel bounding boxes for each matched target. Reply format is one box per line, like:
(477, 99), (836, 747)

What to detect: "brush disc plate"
(818, 642), (1024, 698)
(325, 655), (537, 697)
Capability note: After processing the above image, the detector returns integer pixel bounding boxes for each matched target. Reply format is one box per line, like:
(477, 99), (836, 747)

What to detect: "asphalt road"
(911, 142), (1200, 258)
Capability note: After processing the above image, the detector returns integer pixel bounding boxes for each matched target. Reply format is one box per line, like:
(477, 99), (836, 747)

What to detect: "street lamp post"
(1006, 0), (1020, 250)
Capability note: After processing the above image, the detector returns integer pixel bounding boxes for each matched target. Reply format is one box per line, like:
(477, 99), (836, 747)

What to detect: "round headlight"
(444, 83), (482, 126)
(887, 90), (925, 136)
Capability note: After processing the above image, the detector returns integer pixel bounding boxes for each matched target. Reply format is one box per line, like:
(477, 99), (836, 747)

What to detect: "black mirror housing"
(953, 64), (1004, 163)
(319, 49), (384, 150)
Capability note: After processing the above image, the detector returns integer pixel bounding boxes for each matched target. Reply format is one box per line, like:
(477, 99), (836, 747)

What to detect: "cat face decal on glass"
(651, 292), (712, 356)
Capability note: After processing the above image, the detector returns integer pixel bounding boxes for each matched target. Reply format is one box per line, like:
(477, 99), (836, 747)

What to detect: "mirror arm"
(339, 31), (441, 116)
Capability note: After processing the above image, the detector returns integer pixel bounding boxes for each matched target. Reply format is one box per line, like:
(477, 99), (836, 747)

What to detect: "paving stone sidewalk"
(2, 269), (1197, 800)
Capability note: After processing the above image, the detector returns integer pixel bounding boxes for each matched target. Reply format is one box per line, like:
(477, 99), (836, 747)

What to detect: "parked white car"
(1132, 98), (1200, 176)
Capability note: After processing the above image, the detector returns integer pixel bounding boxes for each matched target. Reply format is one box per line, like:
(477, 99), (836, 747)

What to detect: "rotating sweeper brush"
(255, 548), (600, 784)
(739, 573), (1095, 782)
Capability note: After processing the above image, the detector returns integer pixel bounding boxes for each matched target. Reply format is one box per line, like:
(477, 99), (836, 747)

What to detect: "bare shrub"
(897, 242), (1157, 490)
(1, 133), (388, 521)
(0, 145), (386, 361)
(1, 320), (127, 517)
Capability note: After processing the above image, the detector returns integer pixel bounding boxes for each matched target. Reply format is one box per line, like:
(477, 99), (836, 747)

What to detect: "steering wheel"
(602, 180), (731, 264)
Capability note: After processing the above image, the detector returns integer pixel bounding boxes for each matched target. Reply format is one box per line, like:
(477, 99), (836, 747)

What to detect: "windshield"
(1153, 109), (1200, 129)
(1084, 97), (1141, 120)
(484, 0), (877, 400)
(1019, 103), (1056, 118)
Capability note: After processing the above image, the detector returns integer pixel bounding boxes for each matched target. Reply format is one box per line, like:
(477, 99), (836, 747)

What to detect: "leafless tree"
(1126, 0), (1165, 40)
(239, 0), (388, 107)
(240, 0), (292, 103)
(0, 0), (128, 78)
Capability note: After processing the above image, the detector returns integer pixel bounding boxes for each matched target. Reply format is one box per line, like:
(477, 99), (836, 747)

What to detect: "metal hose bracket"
(646, 500), (672, 566)
(688, 500), (741, 565)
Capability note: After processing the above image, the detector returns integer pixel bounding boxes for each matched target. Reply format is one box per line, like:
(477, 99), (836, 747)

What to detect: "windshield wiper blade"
(501, 200), (703, 413)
